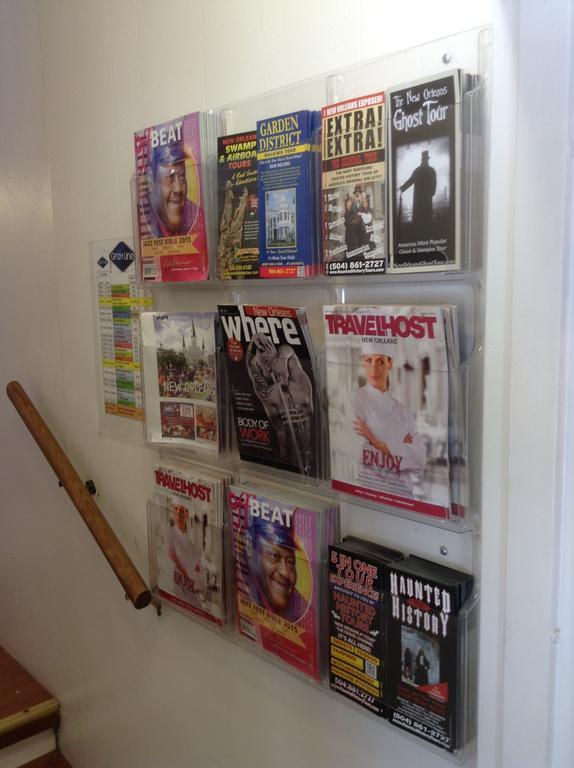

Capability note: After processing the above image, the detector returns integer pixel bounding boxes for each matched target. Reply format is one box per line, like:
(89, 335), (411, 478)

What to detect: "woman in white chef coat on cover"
(349, 336), (426, 497)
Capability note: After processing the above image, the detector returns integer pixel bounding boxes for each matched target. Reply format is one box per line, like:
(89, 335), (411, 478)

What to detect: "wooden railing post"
(6, 381), (151, 610)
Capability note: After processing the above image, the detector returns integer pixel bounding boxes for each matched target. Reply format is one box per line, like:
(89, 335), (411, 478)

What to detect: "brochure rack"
(90, 23), (491, 764)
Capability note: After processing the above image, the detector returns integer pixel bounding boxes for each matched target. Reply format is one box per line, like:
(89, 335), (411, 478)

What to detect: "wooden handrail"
(6, 381), (151, 610)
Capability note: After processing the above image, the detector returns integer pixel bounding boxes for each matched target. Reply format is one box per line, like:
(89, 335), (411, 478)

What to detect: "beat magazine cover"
(134, 111), (215, 282)
(228, 483), (337, 679)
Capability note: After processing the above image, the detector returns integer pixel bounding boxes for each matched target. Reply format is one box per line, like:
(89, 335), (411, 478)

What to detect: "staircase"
(0, 647), (71, 768)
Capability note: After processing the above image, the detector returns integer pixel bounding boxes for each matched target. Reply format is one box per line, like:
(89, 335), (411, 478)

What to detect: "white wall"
(0, 0), (90, 761)
(480, 3), (573, 768)
(15, 2), (574, 768)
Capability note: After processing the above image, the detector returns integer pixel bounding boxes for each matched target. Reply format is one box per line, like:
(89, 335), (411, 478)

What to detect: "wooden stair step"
(0, 648), (59, 749)
(19, 753), (72, 768)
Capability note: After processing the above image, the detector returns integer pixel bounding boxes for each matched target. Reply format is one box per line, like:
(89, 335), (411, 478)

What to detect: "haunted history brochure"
(384, 556), (474, 751)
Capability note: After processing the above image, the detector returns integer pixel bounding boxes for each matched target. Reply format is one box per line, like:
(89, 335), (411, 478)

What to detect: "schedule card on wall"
(92, 238), (152, 421)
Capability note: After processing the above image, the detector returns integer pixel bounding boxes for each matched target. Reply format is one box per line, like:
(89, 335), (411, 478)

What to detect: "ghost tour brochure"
(387, 72), (462, 273)
(328, 536), (403, 716)
(384, 556), (474, 751)
(148, 462), (232, 626)
(321, 92), (386, 275)
(217, 130), (259, 280)
(140, 312), (219, 453)
(323, 304), (453, 519)
(218, 304), (320, 477)
(228, 482), (338, 680)
(134, 111), (215, 282)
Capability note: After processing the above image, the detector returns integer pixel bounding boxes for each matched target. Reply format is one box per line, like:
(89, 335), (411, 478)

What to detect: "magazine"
(443, 306), (467, 517)
(219, 304), (320, 476)
(229, 482), (338, 679)
(148, 462), (231, 626)
(141, 312), (219, 452)
(134, 111), (216, 282)
(324, 304), (453, 518)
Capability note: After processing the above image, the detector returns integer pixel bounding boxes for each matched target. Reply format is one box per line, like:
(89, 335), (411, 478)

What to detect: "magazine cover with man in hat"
(323, 304), (452, 519)
(228, 483), (326, 680)
(134, 111), (213, 282)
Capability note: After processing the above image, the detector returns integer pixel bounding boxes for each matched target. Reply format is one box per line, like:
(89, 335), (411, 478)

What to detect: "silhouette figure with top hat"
(399, 149), (437, 238)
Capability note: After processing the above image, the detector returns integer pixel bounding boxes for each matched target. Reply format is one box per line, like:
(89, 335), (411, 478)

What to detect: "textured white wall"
(487, 3), (573, 768)
(0, 2), (530, 768)
(0, 0), (89, 760)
